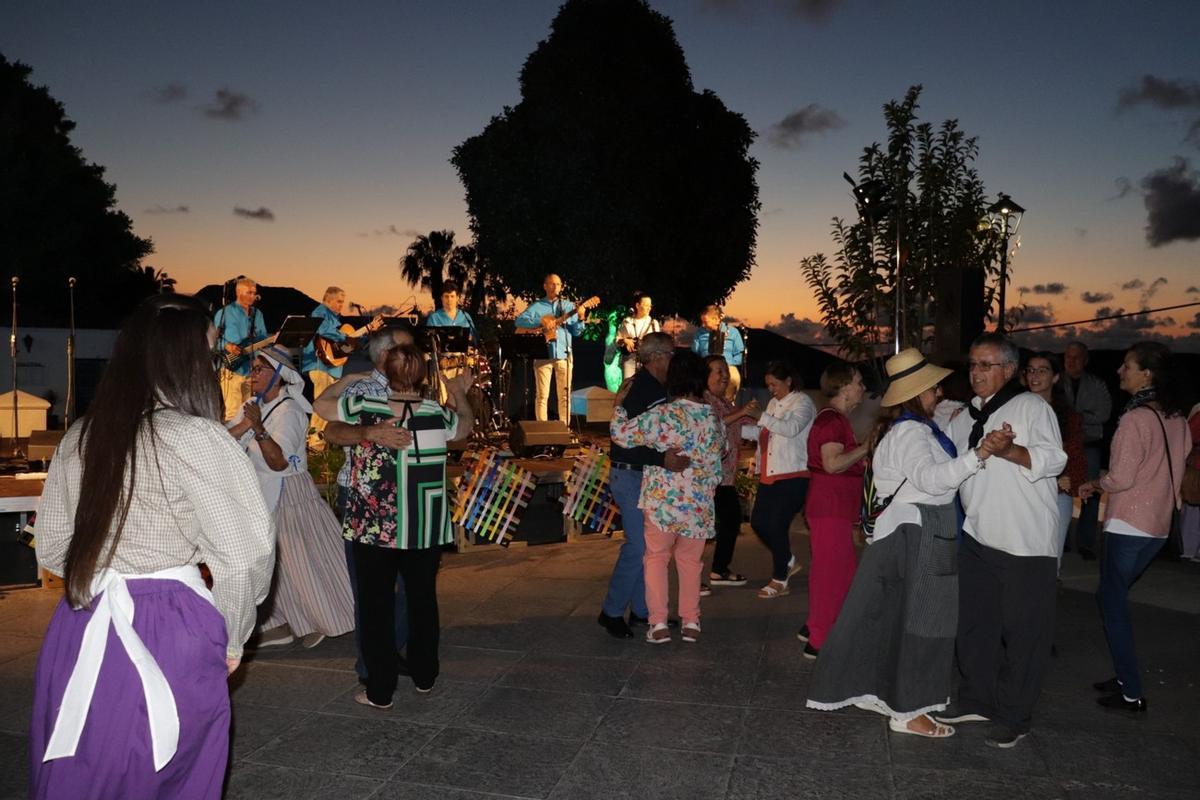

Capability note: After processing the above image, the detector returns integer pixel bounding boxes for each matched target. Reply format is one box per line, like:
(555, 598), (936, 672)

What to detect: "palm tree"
(449, 244), (507, 315)
(400, 230), (457, 308)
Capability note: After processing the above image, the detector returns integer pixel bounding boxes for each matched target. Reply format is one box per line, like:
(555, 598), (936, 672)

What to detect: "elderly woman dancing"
(807, 349), (1008, 738)
(29, 295), (274, 799)
(227, 345), (355, 649)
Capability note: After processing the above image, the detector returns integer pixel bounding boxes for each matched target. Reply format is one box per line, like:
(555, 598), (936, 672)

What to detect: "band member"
(616, 293), (661, 379)
(213, 277), (267, 420)
(691, 305), (744, 399)
(425, 281), (478, 344)
(515, 273), (588, 423)
(300, 286), (380, 448)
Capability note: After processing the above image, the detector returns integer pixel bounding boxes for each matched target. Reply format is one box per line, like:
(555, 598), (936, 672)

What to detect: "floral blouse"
(610, 398), (724, 539)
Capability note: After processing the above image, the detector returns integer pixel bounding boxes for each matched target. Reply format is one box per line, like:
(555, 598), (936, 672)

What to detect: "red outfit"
(805, 408), (865, 649)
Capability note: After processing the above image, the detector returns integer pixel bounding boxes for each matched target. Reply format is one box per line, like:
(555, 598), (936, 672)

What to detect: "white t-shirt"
(947, 392), (1067, 557)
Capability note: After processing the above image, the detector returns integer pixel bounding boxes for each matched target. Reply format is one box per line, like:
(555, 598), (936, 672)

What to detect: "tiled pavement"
(2, 529), (1198, 799)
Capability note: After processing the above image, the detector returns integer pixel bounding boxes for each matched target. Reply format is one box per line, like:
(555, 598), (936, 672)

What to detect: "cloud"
(701, 0), (845, 23)
(1144, 276), (1168, 303)
(766, 103), (846, 149)
(357, 225), (423, 238)
(233, 206), (275, 221)
(150, 82), (187, 103)
(201, 88), (259, 120)
(1187, 286), (1200, 294)
(1074, 227), (1088, 239)
(1142, 158), (1200, 246)
(764, 312), (834, 344)
(1080, 291), (1113, 304)
(1020, 282), (1067, 296)
(1188, 312), (1200, 330)
(1117, 75), (1200, 150)
(1120, 279), (1145, 291)
(1108, 176), (1133, 200)
(1015, 304), (1055, 325)
(144, 204), (190, 214)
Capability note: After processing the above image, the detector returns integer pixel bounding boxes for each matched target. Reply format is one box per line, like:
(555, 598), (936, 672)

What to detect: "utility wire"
(1008, 301), (1200, 333)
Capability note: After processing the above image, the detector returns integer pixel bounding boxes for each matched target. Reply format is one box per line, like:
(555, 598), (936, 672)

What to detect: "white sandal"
(757, 579), (790, 599)
(646, 623), (671, 644)
(888, 715), (955, 738)
(681, 623), (701, 643)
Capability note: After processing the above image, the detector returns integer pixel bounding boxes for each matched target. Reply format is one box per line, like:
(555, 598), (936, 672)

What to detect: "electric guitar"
(221, 333), (279, 371)
(538, 296), (600, 342)
(315, 315), (387, 368)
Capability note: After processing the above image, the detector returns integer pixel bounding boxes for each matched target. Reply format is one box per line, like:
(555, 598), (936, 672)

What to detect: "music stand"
(498, 334), (549, 421)
(426, 326), (471, 354)
(272, 316), (322, 350)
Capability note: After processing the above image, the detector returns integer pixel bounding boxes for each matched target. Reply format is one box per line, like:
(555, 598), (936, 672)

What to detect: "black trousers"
(711, 485), (742, 575)
(955, 533), (1057, 733)
(352, 542), (441, 704)
(751, 477), (809, 581)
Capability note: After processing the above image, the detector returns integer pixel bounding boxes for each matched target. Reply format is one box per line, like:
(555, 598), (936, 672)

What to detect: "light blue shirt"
(691, 323), (744, 366)
(515, 298), (584, 360)
(426, 308), (478, 345)
(213, 303), (268, 376)
(300, 304), (347, 377)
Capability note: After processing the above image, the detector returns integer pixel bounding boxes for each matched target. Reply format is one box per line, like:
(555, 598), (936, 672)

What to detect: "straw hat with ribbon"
(880, 348), (952, 408)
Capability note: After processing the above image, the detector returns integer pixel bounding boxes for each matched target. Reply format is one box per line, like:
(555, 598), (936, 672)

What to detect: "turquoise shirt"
(300, 304), (348, 378)
(691, 323), (744, 366)
(425, 308), (478, 345)
(213, 303), (268, 376)
(515, 298), (584, 360)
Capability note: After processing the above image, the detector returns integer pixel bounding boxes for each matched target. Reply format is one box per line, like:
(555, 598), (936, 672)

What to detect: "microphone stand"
(65, 278), (77, 428)
(9, 277), (23, 460)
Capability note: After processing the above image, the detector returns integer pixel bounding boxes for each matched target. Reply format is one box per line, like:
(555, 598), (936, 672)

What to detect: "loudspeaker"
(0, 513), (39, 589)
(514, 482), (566, 545)
(510, 420), (573, 457)
(27, 429), (65, 462)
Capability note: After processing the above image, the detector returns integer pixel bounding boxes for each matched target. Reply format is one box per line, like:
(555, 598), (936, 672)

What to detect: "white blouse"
(236, 394), (309, 513)
(870, 419), (981, 542)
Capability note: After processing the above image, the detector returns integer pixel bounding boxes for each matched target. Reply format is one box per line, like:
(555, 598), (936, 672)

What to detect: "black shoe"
(796, 625), (810, 643)
(1079, 547), (1097, 561)
(597, 612), (633, 639)
(984, 724), (1028, 749)
(1097, 693), (1146, 712)
(802, 642), (819, 660)
(1092, 677), (1120, 693)
(933, 703), (990, 724)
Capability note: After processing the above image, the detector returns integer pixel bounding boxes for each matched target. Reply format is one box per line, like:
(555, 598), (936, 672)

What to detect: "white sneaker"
(255, 626), (294, 648)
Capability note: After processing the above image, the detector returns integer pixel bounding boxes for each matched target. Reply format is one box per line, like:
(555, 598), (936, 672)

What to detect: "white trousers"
(533, 356), (572, 423)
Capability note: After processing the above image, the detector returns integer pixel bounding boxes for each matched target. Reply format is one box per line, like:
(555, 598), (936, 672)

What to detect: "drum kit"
(426, 331), (507, 442)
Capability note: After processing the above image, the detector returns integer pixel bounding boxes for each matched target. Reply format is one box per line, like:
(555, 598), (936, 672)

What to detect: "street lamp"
(986, 193), (1025, 333)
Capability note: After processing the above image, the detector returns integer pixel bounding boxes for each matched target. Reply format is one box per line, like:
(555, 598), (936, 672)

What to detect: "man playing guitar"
(301, 286), (383, 448)
(514, 273), (593, 424)
(615, 292), (661, 380)
(214, 276), (268, 420)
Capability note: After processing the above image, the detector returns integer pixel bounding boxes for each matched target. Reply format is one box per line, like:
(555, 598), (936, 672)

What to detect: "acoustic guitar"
(221, 333), (279, 371)
(315, 315), (386, 368)
(538, 296), (600, 342)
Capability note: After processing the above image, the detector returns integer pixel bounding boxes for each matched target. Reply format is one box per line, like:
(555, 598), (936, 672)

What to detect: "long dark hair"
(1128, 341), (1187, 417)
(65, 294), (222, 608)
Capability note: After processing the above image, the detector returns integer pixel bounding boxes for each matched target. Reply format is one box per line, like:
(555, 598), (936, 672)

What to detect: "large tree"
(800, 86), (1002, 363)
(452, 0), (759, 318)
(0, 54), (155, 326)
(399, 229), (506, 314)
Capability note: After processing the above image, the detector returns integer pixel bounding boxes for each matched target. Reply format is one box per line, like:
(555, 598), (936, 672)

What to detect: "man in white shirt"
(938, 333), (1067, 749)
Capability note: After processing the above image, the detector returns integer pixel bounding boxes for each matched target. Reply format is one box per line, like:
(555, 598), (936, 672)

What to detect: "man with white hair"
(213, 276), (268, 420)
(939, 332), (1067, 749)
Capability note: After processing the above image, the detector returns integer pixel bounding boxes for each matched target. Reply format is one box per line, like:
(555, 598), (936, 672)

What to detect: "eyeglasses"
(249, 365), (269, 374)
(1023, 366), (1052, 376)
(967, 361), (1008, 372)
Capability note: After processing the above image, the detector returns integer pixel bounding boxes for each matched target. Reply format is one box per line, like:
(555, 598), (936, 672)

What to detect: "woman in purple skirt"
(29, 294), (275, 799)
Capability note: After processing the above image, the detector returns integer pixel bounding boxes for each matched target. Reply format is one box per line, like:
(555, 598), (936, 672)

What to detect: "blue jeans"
(601, 468), (649, 619)
(1097, 532), (1165, 699)
(1076, 446), (1102, 551)
(338, 486), (408, 681)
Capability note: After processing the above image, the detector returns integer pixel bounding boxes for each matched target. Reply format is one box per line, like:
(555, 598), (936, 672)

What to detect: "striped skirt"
(261, 473), (355, 637)
(29, 580), (230, 799)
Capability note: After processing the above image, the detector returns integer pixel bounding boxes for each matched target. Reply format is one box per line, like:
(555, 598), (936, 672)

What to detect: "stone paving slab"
(2, 531), (1198, 799)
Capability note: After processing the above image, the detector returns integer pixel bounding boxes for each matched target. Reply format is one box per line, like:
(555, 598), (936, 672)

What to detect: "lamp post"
(986, 193), (1025, 333)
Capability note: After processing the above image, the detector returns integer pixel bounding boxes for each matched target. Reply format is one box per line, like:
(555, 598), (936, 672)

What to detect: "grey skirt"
(806, 502), (958, 721)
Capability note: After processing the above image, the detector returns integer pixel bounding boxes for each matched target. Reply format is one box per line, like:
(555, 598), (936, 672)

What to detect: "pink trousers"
(643, 521), (707, 626)
(805, 515), (858, 649)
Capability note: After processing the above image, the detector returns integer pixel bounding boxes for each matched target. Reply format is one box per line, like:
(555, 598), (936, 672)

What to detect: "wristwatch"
(254, 429), (270, 442)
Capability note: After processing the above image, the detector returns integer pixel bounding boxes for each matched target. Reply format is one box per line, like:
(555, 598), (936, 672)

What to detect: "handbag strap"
(1149, 409), (1178, 508)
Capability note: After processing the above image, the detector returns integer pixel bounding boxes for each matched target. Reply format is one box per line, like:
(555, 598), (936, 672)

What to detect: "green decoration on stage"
(602, 309), (623, 393)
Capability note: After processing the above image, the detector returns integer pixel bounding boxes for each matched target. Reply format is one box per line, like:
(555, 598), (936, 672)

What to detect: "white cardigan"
(746, 391), (817, 479)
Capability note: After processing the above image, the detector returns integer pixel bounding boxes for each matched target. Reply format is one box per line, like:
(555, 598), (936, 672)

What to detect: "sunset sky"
(4, 0), (1199, 348)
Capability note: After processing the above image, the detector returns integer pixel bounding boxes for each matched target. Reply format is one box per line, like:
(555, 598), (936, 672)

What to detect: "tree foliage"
(399, 230), (506, 315)
(0, 54), (155, 326)
(801, 86), (1003, 361)
(452, 0), (759, 318)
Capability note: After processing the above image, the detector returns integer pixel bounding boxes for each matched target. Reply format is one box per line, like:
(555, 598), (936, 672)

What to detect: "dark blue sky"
(5, 0), (1199, 345)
